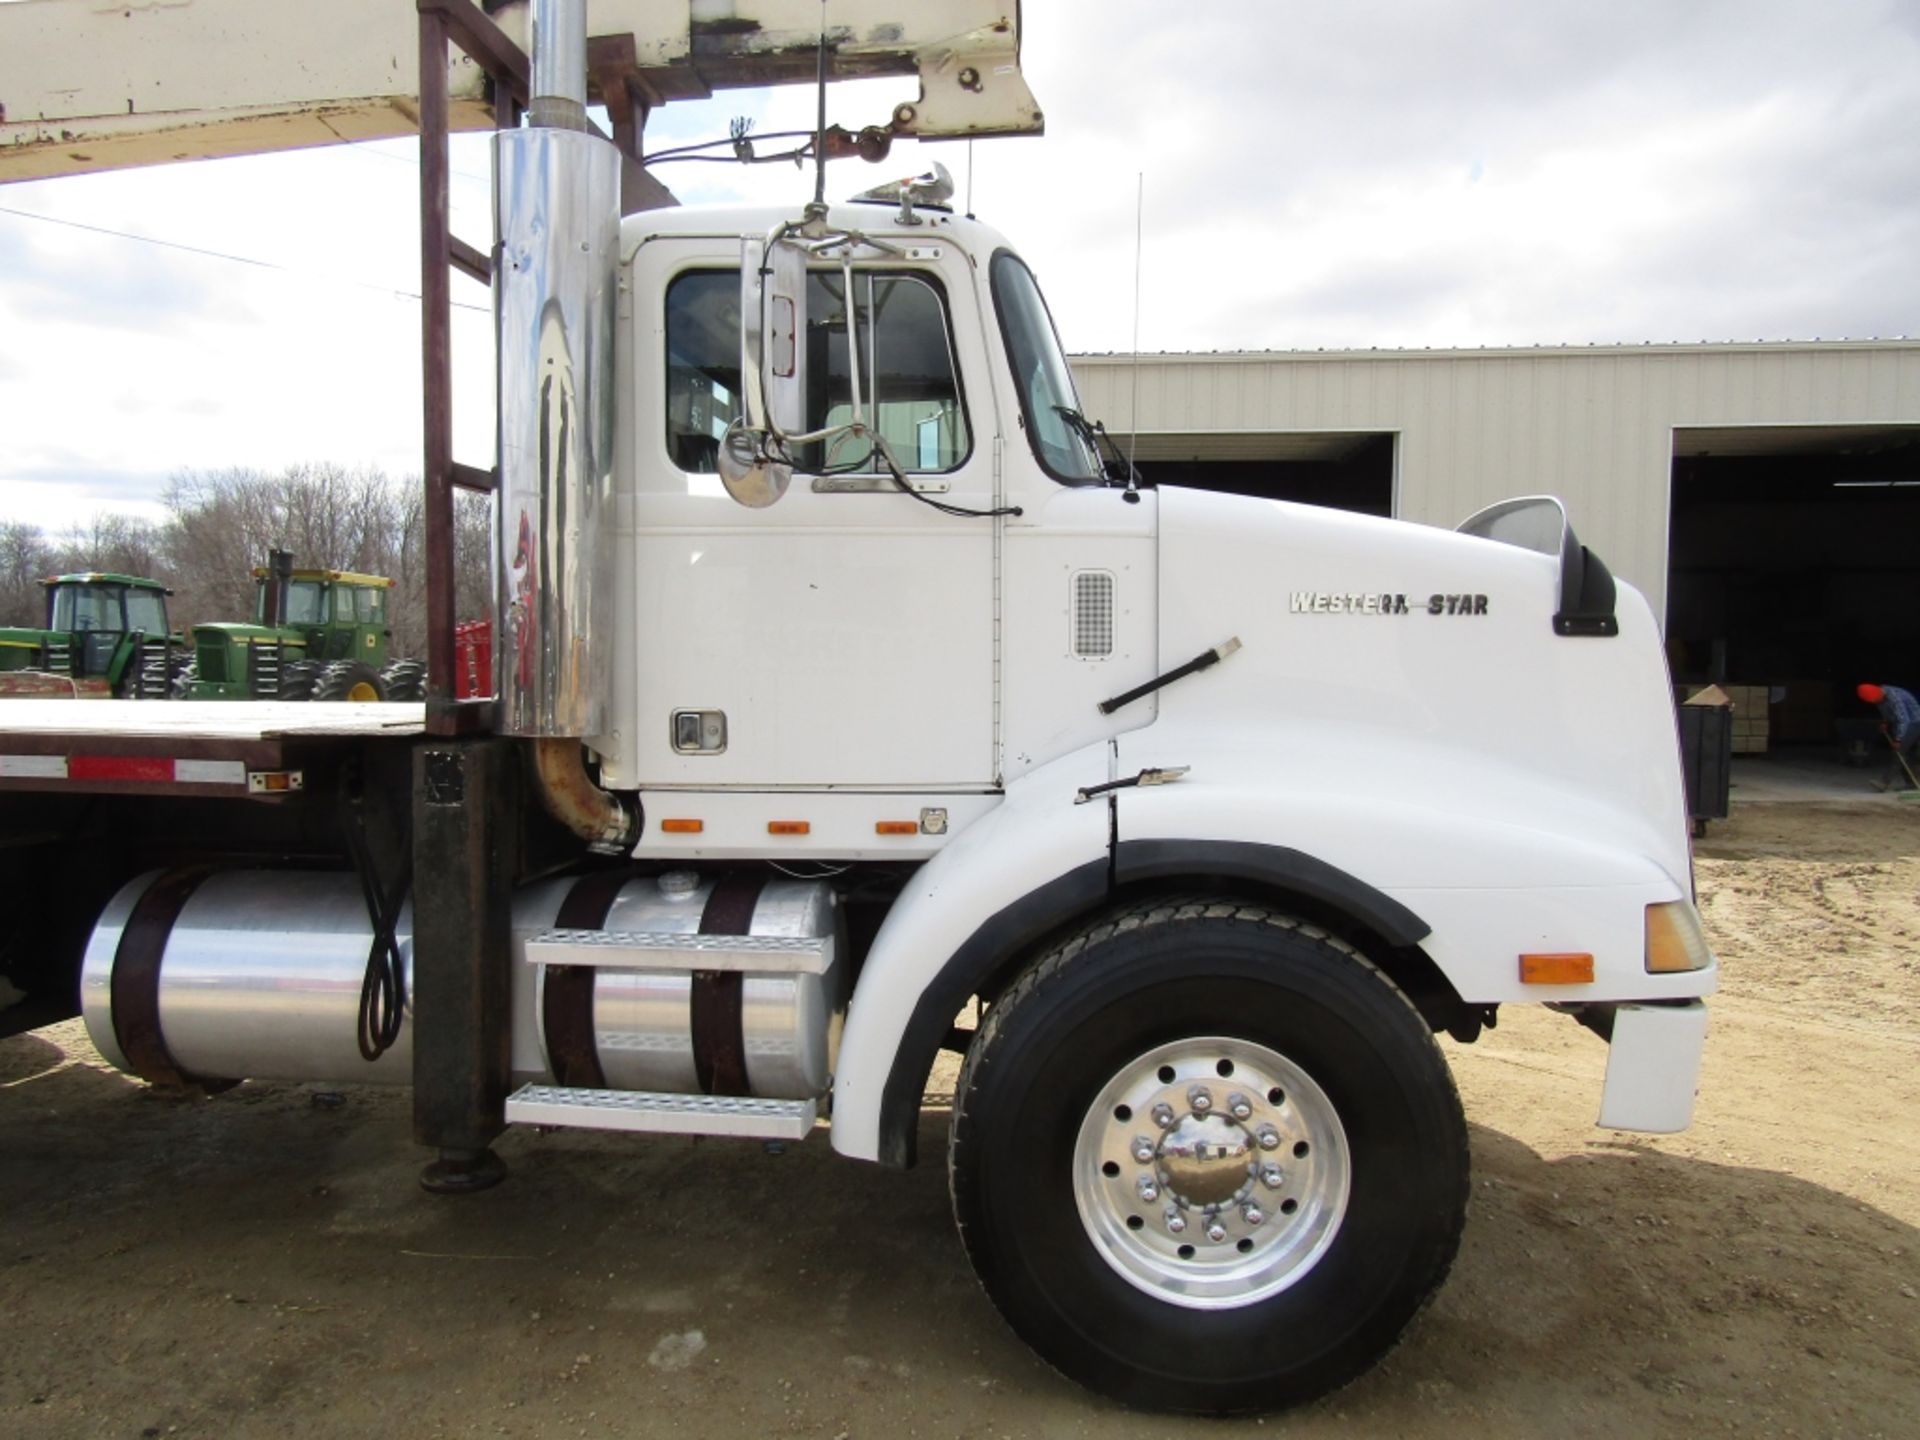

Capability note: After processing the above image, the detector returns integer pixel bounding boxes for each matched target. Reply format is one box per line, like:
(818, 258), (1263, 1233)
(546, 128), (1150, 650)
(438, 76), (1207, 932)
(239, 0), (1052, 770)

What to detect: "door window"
(665, 269), (970, 475)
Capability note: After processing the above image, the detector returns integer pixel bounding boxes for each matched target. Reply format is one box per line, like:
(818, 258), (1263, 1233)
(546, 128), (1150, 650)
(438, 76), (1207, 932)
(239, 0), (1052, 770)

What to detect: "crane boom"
(0, 0), (1040, 183)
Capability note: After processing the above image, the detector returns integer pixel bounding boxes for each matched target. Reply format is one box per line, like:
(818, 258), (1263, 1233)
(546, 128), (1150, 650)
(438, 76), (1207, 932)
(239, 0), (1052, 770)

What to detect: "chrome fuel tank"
(80, 867), (841, 1102)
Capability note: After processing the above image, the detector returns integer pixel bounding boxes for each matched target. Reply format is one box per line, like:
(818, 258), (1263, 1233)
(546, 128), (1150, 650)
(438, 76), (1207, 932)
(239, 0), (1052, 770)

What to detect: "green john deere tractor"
(0, 572), (182, 698)
(176, 551), (425, 702)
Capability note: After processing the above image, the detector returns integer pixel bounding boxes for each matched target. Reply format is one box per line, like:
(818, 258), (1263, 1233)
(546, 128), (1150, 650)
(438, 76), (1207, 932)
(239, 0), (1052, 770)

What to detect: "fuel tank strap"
(111, 866), (228, 1090)
(693, 872), (766, 1096)
(541, 869), (632, 1089)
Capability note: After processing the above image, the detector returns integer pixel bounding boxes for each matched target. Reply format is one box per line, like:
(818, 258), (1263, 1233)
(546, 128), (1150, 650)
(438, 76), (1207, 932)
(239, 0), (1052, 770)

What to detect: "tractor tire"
(276, 659), (320, 703)
(379, 658), (427, 702)
(168, 662), (198, 700)
(948, 897), (1468, 1415)
(313, 660), (387, 703)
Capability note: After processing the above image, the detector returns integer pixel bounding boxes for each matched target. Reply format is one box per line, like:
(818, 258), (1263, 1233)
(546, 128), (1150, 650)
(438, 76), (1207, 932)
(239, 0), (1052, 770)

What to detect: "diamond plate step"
(505, 1084), (818, 1140)
(525, 929), (833, 974)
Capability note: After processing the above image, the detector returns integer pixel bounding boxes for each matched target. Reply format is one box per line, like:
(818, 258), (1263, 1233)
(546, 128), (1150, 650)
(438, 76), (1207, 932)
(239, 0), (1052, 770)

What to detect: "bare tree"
(0, 521), (55, 627)
(157, 465), (488, 654)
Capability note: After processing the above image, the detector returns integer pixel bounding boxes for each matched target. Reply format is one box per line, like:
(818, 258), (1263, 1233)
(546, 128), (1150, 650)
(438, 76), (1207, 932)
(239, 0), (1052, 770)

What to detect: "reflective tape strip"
(0, 755), (250, 785)
(0, 755), (67, 778)
(175, 760), (248, 785)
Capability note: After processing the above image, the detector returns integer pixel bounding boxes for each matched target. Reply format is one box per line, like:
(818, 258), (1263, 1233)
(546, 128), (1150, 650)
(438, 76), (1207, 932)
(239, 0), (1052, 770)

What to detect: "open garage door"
(1667, 424), (1920, 747)
(1122, 431), (1395, 516)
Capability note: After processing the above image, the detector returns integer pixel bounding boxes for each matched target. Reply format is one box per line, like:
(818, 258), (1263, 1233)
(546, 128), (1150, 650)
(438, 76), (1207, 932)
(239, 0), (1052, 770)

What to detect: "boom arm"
(0, 0), (1040, 184)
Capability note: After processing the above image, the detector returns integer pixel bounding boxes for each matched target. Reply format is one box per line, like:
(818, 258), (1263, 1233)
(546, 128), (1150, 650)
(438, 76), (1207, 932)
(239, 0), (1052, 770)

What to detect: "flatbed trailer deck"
(0, 699), (426, 799)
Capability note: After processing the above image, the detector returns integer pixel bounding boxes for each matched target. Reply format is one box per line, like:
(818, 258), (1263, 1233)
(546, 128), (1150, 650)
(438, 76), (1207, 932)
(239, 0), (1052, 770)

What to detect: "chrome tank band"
(81, 870), (414, 1086)
(534, 873), (842, 1101)
(493, 122), (620, 737)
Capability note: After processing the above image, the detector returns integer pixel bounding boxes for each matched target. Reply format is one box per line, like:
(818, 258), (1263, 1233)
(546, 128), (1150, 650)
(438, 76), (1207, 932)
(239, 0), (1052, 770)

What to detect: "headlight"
(1645, 900), (1714, 973)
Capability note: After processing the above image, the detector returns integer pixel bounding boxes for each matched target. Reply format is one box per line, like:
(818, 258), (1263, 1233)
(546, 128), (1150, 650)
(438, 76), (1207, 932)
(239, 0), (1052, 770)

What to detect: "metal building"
(1072, 341), (1920, 735)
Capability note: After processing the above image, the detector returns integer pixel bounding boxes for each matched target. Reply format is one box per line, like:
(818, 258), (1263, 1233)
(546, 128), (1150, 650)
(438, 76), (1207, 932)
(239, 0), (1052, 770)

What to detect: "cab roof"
(43, 572), (169, 591)
(248, 567), (394, 588)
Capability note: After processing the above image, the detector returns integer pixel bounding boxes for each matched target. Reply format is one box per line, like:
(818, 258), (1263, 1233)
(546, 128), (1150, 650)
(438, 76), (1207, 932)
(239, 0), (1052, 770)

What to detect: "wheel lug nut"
(1257, 1126), (1281, 1151)
(1151, 1103), (1176, 1128)
(1227, 1092), (1253, 1120)
(1131, 1137), (1156, 1163)
(1261, 1164), (1284, 1189)
(1205, 1219), (1228, 1244)
(1137, 1178), (1159, 1202)
(1165, 1208), (1187, 1235)
(1243, 1204), (1265, 1227)
(1187, 1085), (1213, 1114)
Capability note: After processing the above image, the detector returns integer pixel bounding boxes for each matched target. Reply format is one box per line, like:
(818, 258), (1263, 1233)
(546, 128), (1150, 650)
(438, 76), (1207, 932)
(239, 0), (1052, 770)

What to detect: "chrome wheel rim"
(1073, 1035), (1350, 1310)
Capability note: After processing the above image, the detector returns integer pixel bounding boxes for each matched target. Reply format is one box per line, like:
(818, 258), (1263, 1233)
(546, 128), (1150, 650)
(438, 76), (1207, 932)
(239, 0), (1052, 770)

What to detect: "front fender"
(1108, 745), (1714, 1007)
(829, 745), (1110, 1165)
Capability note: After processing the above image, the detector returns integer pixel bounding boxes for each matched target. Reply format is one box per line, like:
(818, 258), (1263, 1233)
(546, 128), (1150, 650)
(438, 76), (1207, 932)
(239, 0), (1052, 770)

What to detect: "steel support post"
(411, 738), (517, 1192)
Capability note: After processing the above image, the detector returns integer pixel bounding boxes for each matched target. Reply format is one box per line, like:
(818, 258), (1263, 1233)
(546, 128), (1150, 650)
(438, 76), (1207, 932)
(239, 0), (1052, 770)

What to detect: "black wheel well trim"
(871, 839), (1439, 1170)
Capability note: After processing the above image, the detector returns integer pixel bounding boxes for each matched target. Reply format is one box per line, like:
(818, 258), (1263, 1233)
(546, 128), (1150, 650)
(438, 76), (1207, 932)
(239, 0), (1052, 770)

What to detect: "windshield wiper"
(1054, 405), (1145, 494)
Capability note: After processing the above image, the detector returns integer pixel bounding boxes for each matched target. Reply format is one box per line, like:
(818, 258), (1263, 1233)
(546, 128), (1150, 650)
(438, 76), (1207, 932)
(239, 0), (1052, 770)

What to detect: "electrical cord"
(339, 761), (413, 1063)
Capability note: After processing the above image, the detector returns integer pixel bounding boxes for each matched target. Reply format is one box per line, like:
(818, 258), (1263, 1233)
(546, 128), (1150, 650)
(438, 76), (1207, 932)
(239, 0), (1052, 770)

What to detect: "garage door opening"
(1667, 424), (1920, 748)
(1119, 431), (1396, 517)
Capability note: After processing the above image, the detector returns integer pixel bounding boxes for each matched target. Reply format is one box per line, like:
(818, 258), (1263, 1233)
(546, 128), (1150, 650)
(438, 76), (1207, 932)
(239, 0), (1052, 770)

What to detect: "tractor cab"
(0, 573), (177, 697)
(180, 551), (414, 702)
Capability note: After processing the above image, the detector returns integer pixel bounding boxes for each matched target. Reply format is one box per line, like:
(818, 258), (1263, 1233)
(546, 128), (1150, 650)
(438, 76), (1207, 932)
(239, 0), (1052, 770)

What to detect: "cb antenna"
(1126, 171), (1145, 501)
(811, 1), (829, 210)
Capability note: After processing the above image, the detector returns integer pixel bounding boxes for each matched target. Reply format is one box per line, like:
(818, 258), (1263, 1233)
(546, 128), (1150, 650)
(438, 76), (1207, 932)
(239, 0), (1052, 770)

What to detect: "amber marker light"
(1519, 952), (1595, 985)
(1645, 900), (1713, 973)
(768, 820), (811, 835)
(875, 821), (918, 835)
(660, 819), (704, 834)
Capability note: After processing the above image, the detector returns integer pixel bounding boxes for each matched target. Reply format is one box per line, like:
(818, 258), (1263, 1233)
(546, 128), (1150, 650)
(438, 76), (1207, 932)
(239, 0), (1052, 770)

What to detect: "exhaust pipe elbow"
(530, 738), (636, 855)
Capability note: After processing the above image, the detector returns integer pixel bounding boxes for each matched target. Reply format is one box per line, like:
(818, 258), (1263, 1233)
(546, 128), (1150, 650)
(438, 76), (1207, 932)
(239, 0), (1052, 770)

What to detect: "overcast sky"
(2, 0), (1917, 531)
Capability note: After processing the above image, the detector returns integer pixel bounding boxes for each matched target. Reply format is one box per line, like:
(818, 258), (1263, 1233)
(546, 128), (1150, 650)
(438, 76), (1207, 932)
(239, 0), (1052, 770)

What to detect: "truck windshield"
(990, 252), (1102, 484)
(50, 585), (118, 632)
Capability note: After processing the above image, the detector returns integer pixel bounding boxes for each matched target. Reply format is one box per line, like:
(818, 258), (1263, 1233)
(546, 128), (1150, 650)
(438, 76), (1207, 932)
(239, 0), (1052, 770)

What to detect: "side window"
(664, 268), (971, 475)
(125, 589), (167, 634)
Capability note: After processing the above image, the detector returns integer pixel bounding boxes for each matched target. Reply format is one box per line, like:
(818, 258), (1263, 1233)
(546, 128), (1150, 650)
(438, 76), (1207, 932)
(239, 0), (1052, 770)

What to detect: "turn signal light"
(660, 818), (704, 834)
(1519, 953), (1595, 985)
(768, 820), (811, 835)
(1646, 901), (1713, 973)
(875, 821), (918, 835)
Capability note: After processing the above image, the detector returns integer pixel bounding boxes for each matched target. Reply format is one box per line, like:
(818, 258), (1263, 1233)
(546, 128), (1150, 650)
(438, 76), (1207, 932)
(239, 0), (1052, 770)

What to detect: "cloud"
(2, 0), (1918, 518)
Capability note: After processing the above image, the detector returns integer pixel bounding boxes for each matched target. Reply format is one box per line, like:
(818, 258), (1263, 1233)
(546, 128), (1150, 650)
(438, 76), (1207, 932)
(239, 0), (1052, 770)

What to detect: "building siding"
(1071, 342), (1920, 622)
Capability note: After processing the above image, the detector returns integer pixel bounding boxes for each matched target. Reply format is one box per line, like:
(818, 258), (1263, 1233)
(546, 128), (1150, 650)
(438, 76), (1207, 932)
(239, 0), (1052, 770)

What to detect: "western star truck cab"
(0, 0), (1713, 1414)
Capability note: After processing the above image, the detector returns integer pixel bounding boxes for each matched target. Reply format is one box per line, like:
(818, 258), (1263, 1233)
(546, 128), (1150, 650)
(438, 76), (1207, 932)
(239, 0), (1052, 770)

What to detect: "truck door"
(624, 240), (998, 790)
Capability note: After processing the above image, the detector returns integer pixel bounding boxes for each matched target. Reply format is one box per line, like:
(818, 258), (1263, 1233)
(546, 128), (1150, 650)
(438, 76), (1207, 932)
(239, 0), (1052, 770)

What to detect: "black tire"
(276, 659), (320, 702)
(949, 897), (1468, 1414)
(168, 661), (198, 700)
(313, 659), (387, 702)
(379, 658), (427, 702)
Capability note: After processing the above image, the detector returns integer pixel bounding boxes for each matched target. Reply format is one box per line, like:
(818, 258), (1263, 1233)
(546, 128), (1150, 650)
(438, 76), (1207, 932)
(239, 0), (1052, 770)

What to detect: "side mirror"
(724, 235), (808, 507)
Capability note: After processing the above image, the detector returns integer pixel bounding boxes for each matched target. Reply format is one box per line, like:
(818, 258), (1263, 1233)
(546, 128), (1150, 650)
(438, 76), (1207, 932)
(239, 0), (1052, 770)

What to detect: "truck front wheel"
(948, 898), (1467, 1414)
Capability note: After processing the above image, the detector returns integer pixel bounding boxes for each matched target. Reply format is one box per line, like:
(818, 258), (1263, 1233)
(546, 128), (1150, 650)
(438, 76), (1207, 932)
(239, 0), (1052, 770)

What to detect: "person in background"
(1858, 682), (1920, 790)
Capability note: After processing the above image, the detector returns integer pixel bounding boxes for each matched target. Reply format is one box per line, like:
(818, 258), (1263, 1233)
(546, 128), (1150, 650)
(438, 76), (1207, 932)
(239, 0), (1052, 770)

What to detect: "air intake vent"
(1071, 570), (1115, 659)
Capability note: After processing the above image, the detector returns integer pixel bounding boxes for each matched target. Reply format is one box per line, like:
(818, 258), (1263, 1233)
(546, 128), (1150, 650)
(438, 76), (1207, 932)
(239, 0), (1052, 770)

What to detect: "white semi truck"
(0, 0), (1714, 1413)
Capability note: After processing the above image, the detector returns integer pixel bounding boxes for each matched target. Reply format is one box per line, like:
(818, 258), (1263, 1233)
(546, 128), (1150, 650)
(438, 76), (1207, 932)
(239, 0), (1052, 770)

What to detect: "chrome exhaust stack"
(495, 0), (619, 741)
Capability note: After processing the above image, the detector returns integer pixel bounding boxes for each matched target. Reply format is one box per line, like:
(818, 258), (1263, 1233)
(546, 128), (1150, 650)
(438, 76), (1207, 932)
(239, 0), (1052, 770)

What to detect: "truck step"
(504, 1084), (818, 1140)
(524, 928), (833, 974)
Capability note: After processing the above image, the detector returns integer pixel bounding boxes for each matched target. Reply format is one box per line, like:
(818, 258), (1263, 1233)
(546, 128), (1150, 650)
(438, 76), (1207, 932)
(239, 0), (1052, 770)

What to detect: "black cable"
(339, 761), (413, 1062)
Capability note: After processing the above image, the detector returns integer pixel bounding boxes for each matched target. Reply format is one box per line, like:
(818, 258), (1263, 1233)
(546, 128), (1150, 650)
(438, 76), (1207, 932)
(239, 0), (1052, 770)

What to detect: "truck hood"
(1143, 486), (1692, 892)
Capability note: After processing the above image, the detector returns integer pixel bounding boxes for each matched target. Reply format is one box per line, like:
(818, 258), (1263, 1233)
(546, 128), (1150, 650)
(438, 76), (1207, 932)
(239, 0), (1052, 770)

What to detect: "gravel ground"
(2, 799), (1916, 1438)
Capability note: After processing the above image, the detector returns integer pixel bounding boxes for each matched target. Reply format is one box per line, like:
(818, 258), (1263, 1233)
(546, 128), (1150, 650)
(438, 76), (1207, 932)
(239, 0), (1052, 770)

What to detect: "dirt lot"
(3, 800), (1918, 1439)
